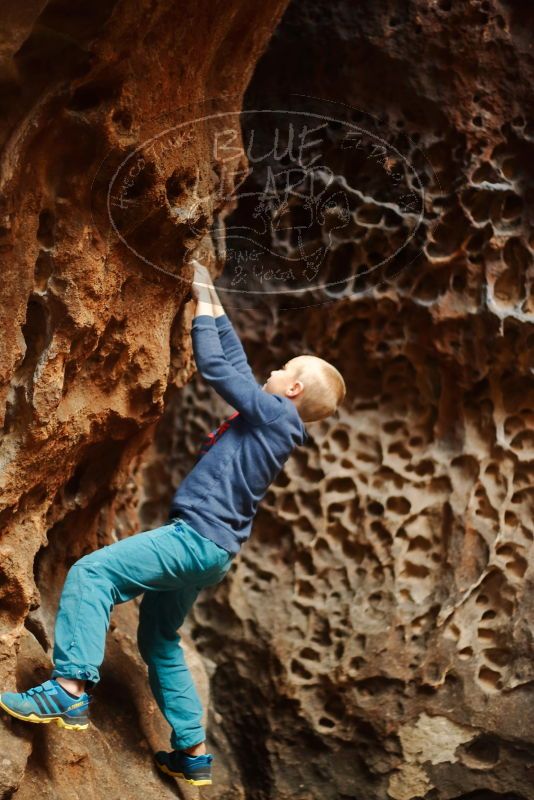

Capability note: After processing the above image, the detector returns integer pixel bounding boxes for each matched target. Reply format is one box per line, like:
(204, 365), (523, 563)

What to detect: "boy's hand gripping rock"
(191, 259), (213, 302)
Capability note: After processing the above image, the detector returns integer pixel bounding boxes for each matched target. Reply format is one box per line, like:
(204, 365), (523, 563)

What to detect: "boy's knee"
(137, 621), (180, 662)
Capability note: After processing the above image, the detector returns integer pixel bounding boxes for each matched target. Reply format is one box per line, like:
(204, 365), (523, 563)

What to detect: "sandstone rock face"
(0, 1), (289, 796)
(140, 2), (534, 799)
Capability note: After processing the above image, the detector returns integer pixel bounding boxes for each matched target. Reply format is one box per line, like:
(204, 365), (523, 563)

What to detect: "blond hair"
(290, 355), (346, 423)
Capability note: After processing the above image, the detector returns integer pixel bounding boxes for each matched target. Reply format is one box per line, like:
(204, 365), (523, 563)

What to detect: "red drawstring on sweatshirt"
(196, 410), (240, 460)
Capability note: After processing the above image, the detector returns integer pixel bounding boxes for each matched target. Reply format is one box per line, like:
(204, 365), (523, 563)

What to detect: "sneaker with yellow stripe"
(155, 750), (213, 785)
(0, 678), (90, 730)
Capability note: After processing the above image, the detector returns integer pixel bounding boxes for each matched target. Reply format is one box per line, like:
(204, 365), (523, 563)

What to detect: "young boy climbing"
(0, 260), (346, 786)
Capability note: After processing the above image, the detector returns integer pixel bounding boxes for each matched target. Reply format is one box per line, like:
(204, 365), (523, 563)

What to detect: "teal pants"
(50, 517), (234, 750)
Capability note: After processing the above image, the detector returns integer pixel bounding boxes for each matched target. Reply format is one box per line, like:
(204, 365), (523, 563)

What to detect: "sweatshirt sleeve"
(192, 315), (285, 426)
(214, 314), (257, 383)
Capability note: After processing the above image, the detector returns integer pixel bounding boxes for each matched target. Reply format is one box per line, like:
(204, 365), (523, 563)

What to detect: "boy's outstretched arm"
(190, 261), (283, 426)
(209, 282), (258, 385)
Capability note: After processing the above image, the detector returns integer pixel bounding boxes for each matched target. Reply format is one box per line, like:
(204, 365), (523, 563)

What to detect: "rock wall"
(0, 1), (289, 797)
(140, 1), (534, 799)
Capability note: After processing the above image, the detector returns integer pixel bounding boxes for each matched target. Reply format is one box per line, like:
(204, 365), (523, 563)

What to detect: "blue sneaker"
(155, 750), (213, 785)
(0, 678), (91, 731)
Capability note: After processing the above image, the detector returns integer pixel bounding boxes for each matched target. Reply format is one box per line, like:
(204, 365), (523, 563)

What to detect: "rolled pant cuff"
(51, 665), (100, 689)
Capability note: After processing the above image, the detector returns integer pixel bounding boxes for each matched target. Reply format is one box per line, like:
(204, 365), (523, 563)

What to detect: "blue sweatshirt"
(168, 313), (309, 555)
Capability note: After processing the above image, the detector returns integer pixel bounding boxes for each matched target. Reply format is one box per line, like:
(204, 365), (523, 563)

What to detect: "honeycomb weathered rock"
(141, 1), (534, 798)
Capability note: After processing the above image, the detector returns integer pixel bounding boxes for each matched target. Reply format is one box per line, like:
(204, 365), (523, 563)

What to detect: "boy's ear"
(290, 379), (304, 394)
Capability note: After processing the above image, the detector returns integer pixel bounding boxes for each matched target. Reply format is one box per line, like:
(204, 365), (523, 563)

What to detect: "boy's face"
(262, 357), (301, 396)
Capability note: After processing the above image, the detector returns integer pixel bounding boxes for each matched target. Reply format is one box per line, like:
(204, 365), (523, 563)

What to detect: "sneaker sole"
(156, 760), (212, 786)
(0, 697), (89, 730)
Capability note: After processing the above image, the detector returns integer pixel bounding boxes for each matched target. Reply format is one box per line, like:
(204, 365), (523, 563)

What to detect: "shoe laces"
(178, 752), (213, 764)
(24, 683), (90, 704)
(25, 685), (46, 698)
